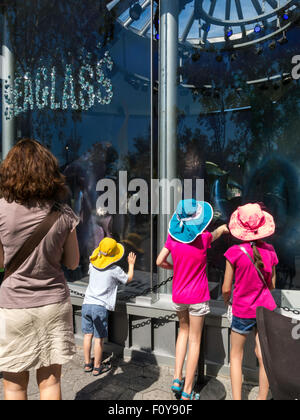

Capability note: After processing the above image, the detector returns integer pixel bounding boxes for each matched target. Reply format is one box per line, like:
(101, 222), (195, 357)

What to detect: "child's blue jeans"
(82, 304), (108, 338)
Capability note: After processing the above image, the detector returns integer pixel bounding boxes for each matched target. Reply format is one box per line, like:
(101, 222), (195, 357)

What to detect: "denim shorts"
(231, 315), (257, 335)
(82, 304), (108, 339)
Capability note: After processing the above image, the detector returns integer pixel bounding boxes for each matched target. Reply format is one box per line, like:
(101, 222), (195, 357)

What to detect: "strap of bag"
(3, 203), (62, 282)
(239, 245), (269, 288)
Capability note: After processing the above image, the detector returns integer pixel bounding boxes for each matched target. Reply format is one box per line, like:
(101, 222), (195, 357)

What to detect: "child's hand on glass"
(223, 224), (230, 234)
(128, 252), (136, 266)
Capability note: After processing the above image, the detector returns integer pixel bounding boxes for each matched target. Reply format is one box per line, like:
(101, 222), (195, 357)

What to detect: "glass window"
(3, 0), (300, 303)
(1, 0), (154, 290)
(177, 4), (300, 298)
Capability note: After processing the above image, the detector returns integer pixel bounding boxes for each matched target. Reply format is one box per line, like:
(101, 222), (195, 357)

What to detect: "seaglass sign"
(4, 50), (114, 120)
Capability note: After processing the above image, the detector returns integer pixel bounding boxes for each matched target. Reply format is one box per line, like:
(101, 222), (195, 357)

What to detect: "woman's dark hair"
(0, 138), (68, 205)
(251, 241), (264, 270)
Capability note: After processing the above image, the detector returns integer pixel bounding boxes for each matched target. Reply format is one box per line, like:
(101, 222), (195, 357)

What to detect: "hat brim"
(90, 243), (125, 270)
(229, 210), (275, 241)
(168, 201), (214, 244)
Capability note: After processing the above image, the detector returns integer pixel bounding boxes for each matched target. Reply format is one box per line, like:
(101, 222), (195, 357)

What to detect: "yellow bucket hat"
(90, 237), (125, 270)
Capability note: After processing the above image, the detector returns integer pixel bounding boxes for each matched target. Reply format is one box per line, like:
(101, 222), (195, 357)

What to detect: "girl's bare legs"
(230, 331), (247, 400)
(182, 315), (205, 398)
(37, 364), (62, 400)
(255, 332), (270, 400)
(3, 371), (30, 400)
(174, 310), (189, 382)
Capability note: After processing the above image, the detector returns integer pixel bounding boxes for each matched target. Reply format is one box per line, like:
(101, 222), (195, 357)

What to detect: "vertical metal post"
(2, 8), (15, 159)
(150, 0), (155, 300)
(158, 0), (179, 292)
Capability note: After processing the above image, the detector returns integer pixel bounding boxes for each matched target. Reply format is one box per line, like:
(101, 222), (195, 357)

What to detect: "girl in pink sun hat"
(222, 203), (278, 400)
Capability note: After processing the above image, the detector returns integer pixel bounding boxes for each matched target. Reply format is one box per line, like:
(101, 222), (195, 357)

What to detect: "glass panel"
(178, 15), (300, 298)
(179, 3), (194, 39)
(2, 0), (152, 291)
(187, 20), (200, 40)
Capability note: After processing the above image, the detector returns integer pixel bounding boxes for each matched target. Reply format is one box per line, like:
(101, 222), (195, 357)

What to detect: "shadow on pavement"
(196, 377), (227, 400)
(75, 349), (160, 400)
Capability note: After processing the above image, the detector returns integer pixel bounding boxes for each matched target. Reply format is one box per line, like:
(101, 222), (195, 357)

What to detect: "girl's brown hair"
(251, 241), (264, 270)
(0, 138), (68, 205)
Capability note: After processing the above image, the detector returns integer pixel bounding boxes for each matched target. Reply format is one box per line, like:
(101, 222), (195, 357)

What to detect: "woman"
(0, 138), (80, 400)
(223, 203), (278, 400)
(157, 199), (228, 400)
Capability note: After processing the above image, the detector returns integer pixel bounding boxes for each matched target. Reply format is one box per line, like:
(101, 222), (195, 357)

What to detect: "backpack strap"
(239, 245), (269, 288)
(2, 203), (62, 282)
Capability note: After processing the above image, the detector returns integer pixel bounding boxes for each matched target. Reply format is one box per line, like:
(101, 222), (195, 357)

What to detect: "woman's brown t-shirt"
(0, 198), (80, 309)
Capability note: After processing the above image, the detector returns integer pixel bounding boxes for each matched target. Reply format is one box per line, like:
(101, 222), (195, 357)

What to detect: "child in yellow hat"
(82, 237), (136, 376)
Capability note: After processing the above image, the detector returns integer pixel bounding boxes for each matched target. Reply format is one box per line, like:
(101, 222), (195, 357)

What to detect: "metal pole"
(158, 0), (179, 293)
(2, 8), (15, 160)
(150, 0), (154, 299)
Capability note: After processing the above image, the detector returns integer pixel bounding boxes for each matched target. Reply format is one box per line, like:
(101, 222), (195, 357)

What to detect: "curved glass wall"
(1, 0), (300, 302)
(177, 2), (300, 298)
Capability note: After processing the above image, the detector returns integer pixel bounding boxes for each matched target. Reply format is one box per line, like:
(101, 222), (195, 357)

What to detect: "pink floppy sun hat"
(229, 203), (275, 242)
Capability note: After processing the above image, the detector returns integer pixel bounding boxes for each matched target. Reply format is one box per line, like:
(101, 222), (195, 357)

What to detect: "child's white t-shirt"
(83, 263), (128, 311)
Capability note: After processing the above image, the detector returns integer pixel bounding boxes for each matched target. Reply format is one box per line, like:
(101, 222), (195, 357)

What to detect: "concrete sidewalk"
(0, 346), (260, 400)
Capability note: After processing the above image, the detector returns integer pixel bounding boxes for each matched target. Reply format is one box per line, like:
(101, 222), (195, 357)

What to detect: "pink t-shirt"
(165, 232), (212, 304)
(224, 242), (278, 319)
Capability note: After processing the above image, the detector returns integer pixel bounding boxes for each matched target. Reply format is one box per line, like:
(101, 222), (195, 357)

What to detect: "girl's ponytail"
(251, 241), (264, 270)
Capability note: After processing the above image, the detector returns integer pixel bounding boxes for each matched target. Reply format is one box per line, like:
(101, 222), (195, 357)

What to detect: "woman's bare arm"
(62, 229), (80, 270)
(156, 247), (173, 270)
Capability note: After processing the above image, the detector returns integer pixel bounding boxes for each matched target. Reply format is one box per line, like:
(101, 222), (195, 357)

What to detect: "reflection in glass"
(178, 22), (300, 295)
(4, 0), (152, 286)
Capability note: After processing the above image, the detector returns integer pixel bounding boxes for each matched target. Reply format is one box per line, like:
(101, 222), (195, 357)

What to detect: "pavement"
(0, 346), (260, 401)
